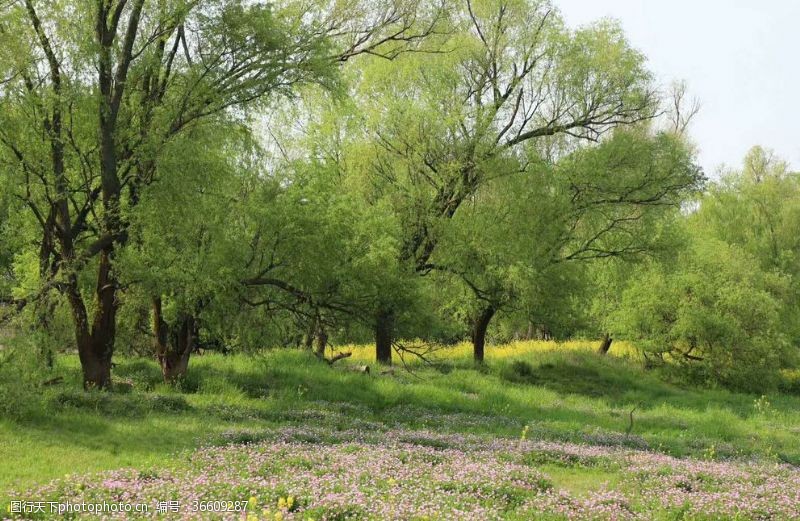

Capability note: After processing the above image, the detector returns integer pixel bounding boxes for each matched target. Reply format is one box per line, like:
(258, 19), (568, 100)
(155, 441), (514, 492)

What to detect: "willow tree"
(690, 147), (800, 349)
(328, 0), (662, 363)
(0, 0), (443, 388)
(436, 128), (700, 362)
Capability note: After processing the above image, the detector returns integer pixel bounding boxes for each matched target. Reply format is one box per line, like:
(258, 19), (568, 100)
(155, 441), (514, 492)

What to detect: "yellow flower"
(274, 512), (284, 521)
(246, 514), (258, 521)
(287, 496), (294, 509)
(262, 509), (271, 517)
(277, 497), (287, 509)
(248, 496), (258, 509)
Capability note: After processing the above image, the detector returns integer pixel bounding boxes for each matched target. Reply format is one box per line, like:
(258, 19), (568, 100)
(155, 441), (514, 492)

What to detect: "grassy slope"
(2, 341), (799, 504)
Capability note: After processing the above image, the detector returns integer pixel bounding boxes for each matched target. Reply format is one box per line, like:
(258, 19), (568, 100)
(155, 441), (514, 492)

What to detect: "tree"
(434, 128), (700, 362)
(596, 146), (800, 392)
(0, 0), (443, 388)
(117, 120), (262, 381)
(613, 237), (790, 392)
(692, 147), (800, 347)
(324, 0), (662, 363)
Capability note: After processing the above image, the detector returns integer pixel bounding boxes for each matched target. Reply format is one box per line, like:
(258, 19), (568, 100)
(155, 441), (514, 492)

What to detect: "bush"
(0, 341), (49, 419)
(614, 240), (790, 393)
(778, 370), (800, 395)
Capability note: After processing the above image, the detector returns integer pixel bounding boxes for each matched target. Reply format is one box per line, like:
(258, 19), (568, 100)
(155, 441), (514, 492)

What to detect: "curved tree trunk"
(375, 308), (394, 364)
(598, 333), (613, 355)
(471, 305), (496, 363)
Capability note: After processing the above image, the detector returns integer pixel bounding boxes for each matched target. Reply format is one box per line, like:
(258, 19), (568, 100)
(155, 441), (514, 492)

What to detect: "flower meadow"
(6, 427), (800, 520)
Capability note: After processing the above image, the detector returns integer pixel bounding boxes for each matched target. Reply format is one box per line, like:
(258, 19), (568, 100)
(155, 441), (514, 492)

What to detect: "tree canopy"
(0, 1), (796, 394)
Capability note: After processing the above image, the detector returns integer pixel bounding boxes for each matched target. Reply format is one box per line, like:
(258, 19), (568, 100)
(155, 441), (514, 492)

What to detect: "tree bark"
(314, 324), (328, 359)
(471, 305), (496, 363)
(598, 333), (613, 355)
(303, 319), (315, 351)
(375, 308), (394, 364)
(152, 296), (196, 383)
(60, 269), (105, 389)
(60, 257), (114, 389)
(79, 348), (112, 389)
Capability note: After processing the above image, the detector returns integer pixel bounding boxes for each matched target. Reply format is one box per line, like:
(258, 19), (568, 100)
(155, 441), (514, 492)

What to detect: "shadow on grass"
(5, 346), (800, 493)
(498, 352), (754, 416)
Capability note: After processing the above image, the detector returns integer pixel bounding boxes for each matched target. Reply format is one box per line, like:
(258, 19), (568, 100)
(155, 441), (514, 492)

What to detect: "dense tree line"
(0, 0), (796, 393)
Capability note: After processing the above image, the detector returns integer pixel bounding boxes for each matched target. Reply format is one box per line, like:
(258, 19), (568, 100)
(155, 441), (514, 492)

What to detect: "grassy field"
(2, 341), (800, 519)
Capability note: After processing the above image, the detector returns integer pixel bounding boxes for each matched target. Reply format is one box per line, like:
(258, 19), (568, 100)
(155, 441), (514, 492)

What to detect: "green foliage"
(691, 146), (800, 345)
(2, 2), (800, 514)
(0, 0), (794, 403)
(0, 341), (49, 420)
(614, 238), (790, 392)
(603, 147), (800, 392)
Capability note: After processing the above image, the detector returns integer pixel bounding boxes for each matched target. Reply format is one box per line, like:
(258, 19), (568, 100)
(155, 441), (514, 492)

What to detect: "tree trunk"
(62, 253), (115, 390)
(375, 308), (394, 364)
(79, 347), (112, 390)
(314, 324), (328, 359)
(303, 319), (315, 350)
(36, 292), (57, 369)
(77, 315), (113, 390)
(164, 313), (195, 382)
(471, 305), (496, 363)
(84, 249), (118, 389)
(152, 296), (196, 383)
(598, 333), (613, 355)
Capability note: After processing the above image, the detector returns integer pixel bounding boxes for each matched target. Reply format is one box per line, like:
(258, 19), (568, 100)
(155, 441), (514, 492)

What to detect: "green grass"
(3, 345), (800, 503)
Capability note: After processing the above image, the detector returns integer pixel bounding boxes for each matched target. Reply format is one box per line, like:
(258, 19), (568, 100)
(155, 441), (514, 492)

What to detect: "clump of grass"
(522, 448), (617, 470)
(50, 389), (191, 416)
(499, 360), (536, 383)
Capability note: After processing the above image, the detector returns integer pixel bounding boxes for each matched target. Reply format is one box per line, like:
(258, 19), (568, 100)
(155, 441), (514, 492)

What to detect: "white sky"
(556, 0), (800, 177)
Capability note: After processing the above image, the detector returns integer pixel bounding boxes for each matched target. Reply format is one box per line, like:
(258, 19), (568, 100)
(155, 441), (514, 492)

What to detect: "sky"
(556, 0), (800, 177)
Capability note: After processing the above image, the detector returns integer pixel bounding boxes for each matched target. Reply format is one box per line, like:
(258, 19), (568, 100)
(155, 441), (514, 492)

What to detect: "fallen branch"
(325, 351), (352, 365)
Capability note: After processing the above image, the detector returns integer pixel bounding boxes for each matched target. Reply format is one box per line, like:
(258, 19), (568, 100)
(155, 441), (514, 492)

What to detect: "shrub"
(778, 369), (800, 395)
(613, 240), (790, 393)
(0, 341), (49, 419)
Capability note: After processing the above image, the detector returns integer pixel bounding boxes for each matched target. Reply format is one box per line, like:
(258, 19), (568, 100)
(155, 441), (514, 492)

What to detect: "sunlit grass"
(3, 344), (800, 505)
(339, 338), (640, 364)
